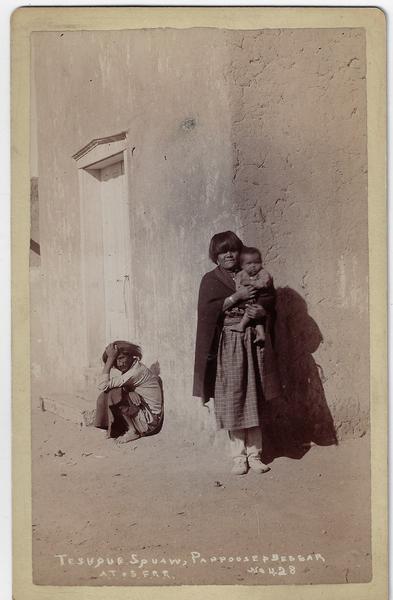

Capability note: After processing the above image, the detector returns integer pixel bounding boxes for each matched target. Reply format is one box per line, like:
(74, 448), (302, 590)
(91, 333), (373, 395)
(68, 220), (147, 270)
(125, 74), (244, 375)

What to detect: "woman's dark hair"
(240, 246), (262, 261)
(208, 231), (244, 264)
(102, 340), (142, 364)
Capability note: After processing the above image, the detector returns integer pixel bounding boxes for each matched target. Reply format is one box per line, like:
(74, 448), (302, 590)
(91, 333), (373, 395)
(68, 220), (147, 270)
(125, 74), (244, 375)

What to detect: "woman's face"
(216, 249), (240, 271)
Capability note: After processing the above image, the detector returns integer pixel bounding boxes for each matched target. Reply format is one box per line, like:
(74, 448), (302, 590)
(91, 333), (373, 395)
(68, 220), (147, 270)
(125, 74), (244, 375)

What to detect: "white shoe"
(231, 456), (248, 475)
(248, 456), (270, 474)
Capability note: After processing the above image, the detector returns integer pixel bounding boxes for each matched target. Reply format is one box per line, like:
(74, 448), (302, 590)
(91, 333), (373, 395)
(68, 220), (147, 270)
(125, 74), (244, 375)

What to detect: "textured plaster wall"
(32, 28), (368, 439)
(225, 29), (368, 438)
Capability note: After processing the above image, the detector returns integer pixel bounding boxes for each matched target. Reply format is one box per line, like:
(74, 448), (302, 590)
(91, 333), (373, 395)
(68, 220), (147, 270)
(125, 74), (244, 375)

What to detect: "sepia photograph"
(11, 6), (387, 598)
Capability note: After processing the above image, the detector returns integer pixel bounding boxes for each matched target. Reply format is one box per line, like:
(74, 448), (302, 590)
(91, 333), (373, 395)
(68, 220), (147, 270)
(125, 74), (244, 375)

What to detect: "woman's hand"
(236, 284), (257, 302)
(245, 304), (266, 319)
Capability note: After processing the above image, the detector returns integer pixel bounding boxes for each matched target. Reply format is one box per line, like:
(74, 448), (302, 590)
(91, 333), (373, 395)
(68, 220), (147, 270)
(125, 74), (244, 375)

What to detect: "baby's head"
(240, 247), (263, 277)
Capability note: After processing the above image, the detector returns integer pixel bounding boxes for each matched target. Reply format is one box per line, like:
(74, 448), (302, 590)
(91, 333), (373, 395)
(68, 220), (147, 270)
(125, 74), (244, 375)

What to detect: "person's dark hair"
(208, 231), (244, 264)
(102, 340), (142, 364)
(240, 246), (262, 262)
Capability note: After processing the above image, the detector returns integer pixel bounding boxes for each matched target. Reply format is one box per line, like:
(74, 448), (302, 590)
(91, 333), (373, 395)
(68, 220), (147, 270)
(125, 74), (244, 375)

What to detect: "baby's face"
(241, 253), (262, 277)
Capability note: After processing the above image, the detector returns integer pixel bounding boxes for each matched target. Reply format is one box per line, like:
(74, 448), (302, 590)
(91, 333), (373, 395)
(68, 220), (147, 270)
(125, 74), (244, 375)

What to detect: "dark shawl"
(193, 266), (277, 399)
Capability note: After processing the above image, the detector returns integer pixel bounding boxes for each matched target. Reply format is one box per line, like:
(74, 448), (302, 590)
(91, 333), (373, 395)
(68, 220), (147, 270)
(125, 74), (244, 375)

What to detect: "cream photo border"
(11, 6), (387, 600)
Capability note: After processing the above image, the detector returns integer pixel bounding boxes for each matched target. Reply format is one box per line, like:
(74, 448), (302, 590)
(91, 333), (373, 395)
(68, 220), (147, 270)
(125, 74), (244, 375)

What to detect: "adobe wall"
(32, 28), (368, 439)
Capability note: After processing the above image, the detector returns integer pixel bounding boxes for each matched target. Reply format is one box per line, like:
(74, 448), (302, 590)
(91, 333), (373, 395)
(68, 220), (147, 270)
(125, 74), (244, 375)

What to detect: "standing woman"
(193, 231), (278, 475)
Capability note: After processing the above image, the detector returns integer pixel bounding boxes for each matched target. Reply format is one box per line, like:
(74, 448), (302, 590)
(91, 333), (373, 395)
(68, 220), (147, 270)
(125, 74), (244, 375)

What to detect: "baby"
(230, 246), (272, 344)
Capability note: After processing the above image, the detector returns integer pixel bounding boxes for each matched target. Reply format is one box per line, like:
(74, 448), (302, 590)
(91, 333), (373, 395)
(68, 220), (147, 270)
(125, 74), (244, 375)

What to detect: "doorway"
(74, 133), (133, 369)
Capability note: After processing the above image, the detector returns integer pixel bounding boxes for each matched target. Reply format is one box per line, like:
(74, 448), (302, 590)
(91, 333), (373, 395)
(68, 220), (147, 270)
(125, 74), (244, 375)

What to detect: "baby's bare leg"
(254, 323), (266, 344)
(230, 314), (251, 333)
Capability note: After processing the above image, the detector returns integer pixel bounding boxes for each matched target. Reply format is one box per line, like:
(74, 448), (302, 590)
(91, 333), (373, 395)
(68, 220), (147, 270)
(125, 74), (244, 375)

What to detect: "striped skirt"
(214, 324), (266, 430)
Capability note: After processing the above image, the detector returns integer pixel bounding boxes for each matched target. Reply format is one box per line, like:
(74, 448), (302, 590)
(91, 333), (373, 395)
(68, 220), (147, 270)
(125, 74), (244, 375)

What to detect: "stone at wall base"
(39, 393), (96, 427)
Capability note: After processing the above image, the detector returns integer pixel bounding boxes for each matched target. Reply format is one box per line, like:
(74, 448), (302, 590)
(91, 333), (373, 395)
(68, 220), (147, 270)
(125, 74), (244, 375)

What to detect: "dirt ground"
(32, 404), (371, 587)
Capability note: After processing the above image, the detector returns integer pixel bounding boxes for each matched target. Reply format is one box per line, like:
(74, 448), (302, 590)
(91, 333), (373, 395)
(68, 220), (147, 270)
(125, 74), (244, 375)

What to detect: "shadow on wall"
(146, 361), (165, 438)
(105, 360), (165, 439)
(261, 287), (338, 464)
